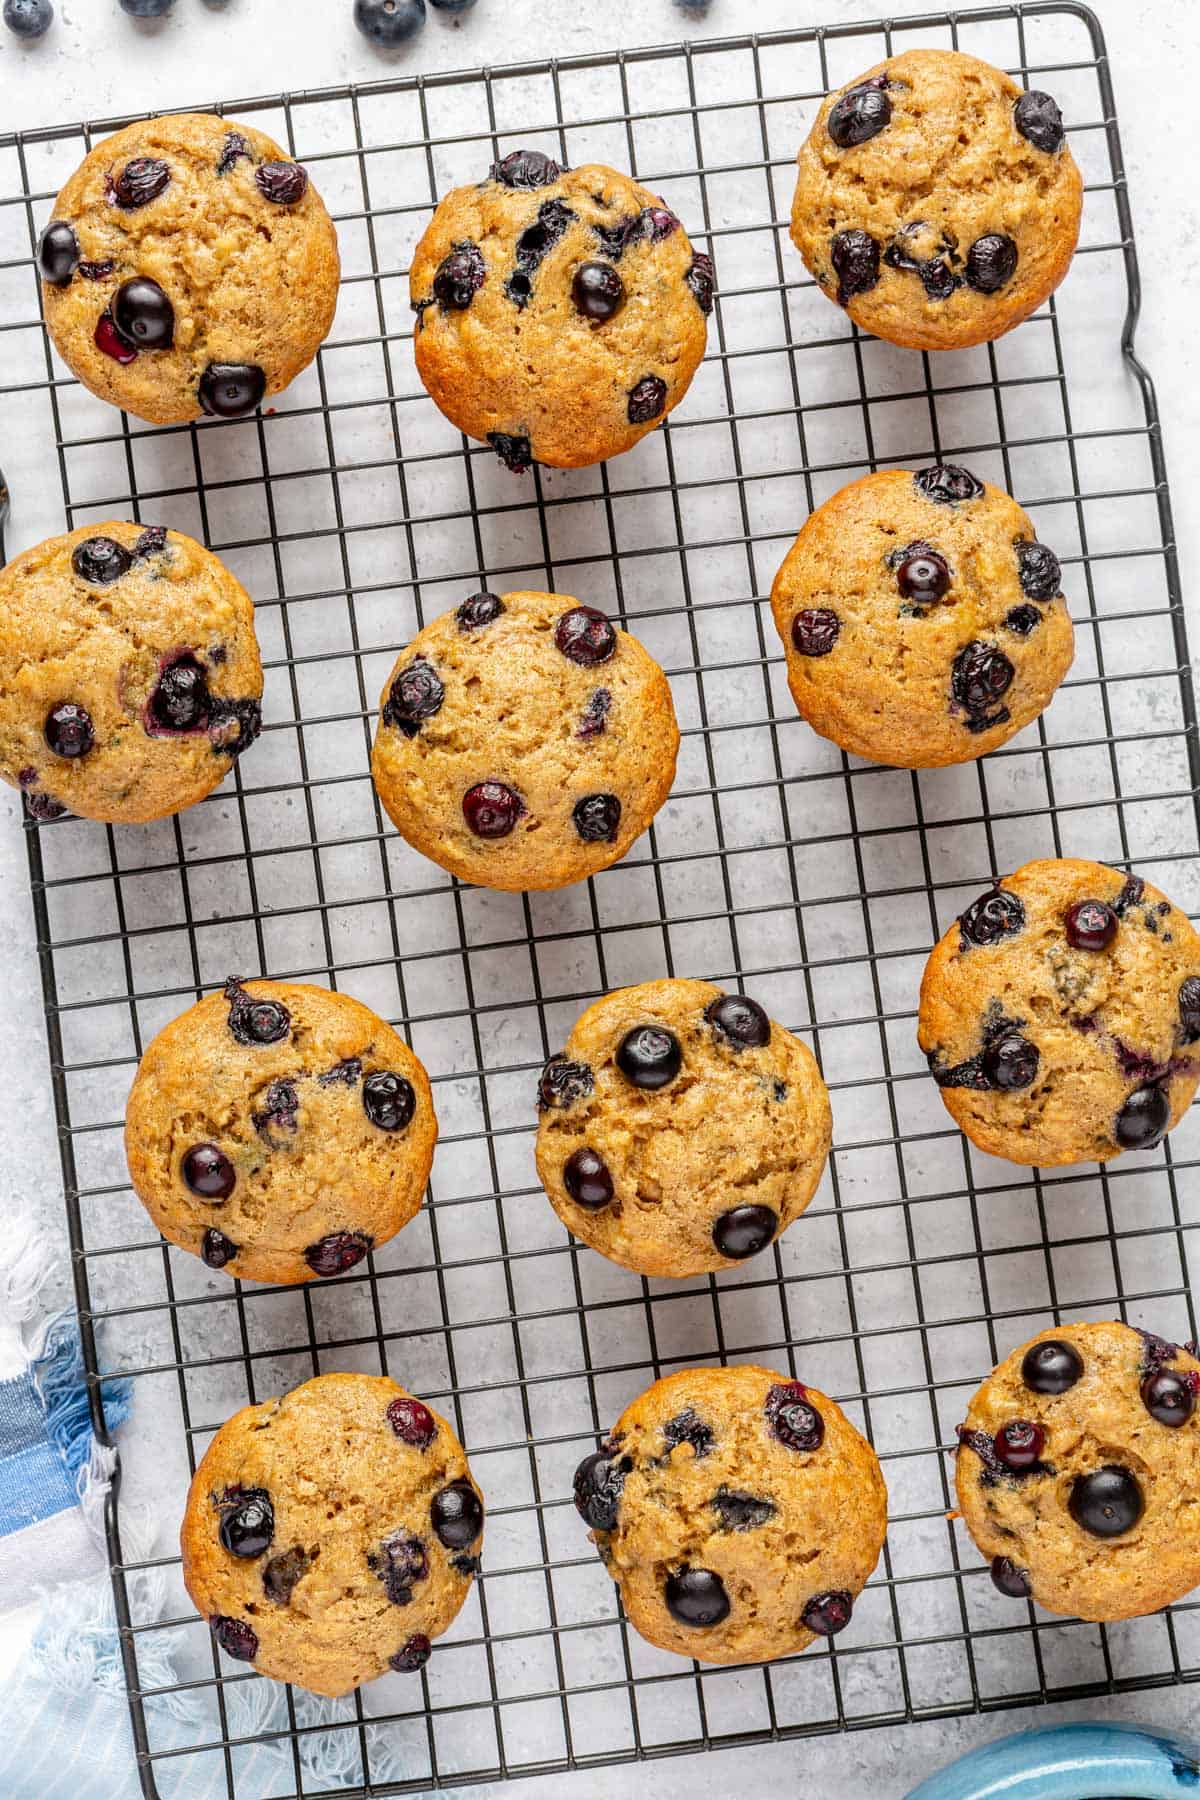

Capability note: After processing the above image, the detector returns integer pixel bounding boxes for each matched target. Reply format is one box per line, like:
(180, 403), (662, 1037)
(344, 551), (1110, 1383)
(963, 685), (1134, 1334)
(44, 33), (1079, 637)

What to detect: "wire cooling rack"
(2, 4), (1199, 1795)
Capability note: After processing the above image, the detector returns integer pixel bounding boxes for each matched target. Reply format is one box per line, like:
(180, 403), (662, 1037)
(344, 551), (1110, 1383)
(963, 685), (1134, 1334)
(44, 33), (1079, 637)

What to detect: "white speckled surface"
(0, 2), (1198, 1796)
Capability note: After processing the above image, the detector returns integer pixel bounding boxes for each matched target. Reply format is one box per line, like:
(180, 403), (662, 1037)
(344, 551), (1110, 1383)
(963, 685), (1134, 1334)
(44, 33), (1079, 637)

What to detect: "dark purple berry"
(992, 1420), (1045, 1472)
(369, 1532), (428, 1605)
(462, 780), (522, 838)
(262, 1545), (310, 1605)
(711, 1487), (776, 1532)
(573, 262), (624, 322)
(555, 605), (616, 666)
(251, 1080), (299, 1145)
(219, 1488), (274, 1558)
(572, 792), (621, 843)
(431, 1479), (483, 1550)
(37, 220), (79, 286)
(713, 1204), (777, 1260)
(1016, 540), (1062, 601)
(389, 1634), (431, 1673)
(382, 657), (444, 736)
(72, 535), (131, 585)
(959, 885), (1025, 949)
(433, 242), (486, 311)
(1115, 1083), (1170, 1151)
(148, 655), (211, 733)
(1021, 1338), (1083, 1394)
(77, 259), (115, 281)
(201, 1228), (237, 1269)
(362, 1070), (416, 1132)
(505, 198), (574, 306)
(216, 132), (251, 176)
(487, 431), (533, 473)
(827, 77), (892, 148)
(642, 206), (678, 242)
(1014, 90), (1065, 155)
(990, 1556), (1031, 1598)
(563, 1147), (613, 1209)
(119, 0), (174, 13)
(897, 548), (951, 606)
(1179, 977), (1200, 1044)
(1005, 604), (1041, 636)
(133, 525), (167, 558)
(686, 252), (715, 314)
(24, 791), (66, 822)
(113, 276), (174, 349)
(224, 976), (290, 1045)
(665, 1567), (729, 1628)
(951, 641), (1014, 728)
(109, 157), (170, 210)
(1141, 1367), (1197, 1428)
(915, 465), (984, 505)
(1065, 898), (1118, 952)
(981, 1034), (1039, 1091)
(43, 702), (94, 759)
(705, 992), (770, 1049)
(317, 1057), (362, 1087)
(662, 1409), (714, 1459)
(387, 1395), (436, 1447)
(353, 0), (425, 42)
(1113, 874), (1146, 916)
(765, 1381), (824, 1452)
(965, 233), (1018, 294)
(573, 1448), (628, 1529)
(490, 149), (563, 190)
(208, 698), (261, 759)
(1068, 1466), (1143, 1537)
(628, 375), (667, 425)
(456, 590), (503, 630)
(304, 1231), (373, 1276)
(211, 1615), (257, 1661)
(4, 0), (53, 39)
(255, 162), (308, 205)
(94, 311), (137, 363)
(830, 229), (880, 304)
(791, 607), (840, 656)
(183, 1143), (236, 1200)
(199, 361), (266, 419)
(537, 1055), (594, 1111)
(577, 688), (611, 740)
(616, 1024), (681, 1091)
(801, 1590), (852, 1636)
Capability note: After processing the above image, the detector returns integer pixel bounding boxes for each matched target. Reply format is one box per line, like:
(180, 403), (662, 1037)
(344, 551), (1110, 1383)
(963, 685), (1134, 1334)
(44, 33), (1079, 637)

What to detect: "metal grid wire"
(2, 3), (1198, 1794)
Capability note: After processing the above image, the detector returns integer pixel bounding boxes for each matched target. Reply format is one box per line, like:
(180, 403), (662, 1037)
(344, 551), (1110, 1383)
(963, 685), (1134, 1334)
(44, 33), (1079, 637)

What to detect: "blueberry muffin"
(919, 859), (1200, 1167)
(791, 48), (1083, 350)
(371, 589), (679, 892)
(182, 1372), (483, 1696)
(0, 521), (262, 824)
(574, 1365), (887, 1664)
(768, 465), (1074, 767)
(535, 978), (832, 1277)
(125, 980), (436, 1284)
(38, 112), (340, 425)
(409, 149), (712, 471)
(956, 1322), (1200, 1621)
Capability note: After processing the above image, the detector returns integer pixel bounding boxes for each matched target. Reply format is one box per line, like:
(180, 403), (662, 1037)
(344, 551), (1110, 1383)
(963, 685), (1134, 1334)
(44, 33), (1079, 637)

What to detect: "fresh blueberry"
(1005, 605), (1041, 636)
(183, 1143), (236, 1200)
(573, 1448), (628, 1529)
(218, 1488), (274, 1558)
(616, 1025), (681, 1091)
(765, 1381), (824, 1452)
(1179, 977), (1200, 1044)
(572, 262), (624, 322)
(490, 149), (563, 190)
(1141, 1367), (1196, 1427)
(711, 1487), (776, 1531)
(211, 1615), (257, 1660)
(1021, 1338), (1083, 1393)
(686, 252), (715, 315)
(112, 276), (174, 349)
(712, 1204), (777, 1259)
(951, 641), (1014, 729)
(572, 793), (621, 844)
(216, 132), (252, 176)
(430, 0), (475, 7)
(830, 229), (880, 304)
(536, 1054), (594, 1111)
(665, 1567), (730, 1628)
(263, 1545), (310, 1605)
(992, 1420), (1046, 1472)
(1068, 1465), (1143, 1537)
(354, 0), (425, 44)
(959, 886), (1025, 950)
(555, 605), (616, 666)
(255, 162), (309, 205)
(462, 780), (522, 838)
(389, 1633), (432, 1672)
(827, 78), (892, 149)
(981, 1034), (1039, 1091)
(705, 992), (770, 1050)
(965, 233), (1018, 294)
(897, 546), (951, 607)
(801, 1590), (852, 1636)
(487, 431), (534, 473)
(369, 1532), (429, 1605)
(148, 655), (211, 733)
(990, 1556), (1031, 1598)
(199, 362), (266, 419)
(72, 535), (132, 585)
(1016, 540), (1062, 601)
(382, 657), (444, 736)
(1115, 1083), (1170, 1151)
(563, 1147), (614, 1209)
(201, 1228), (237, 1269)
(223, 977), (290, 1046)
(108, 157), (171, 208)
(628, 375), (667, 425)
(1014, 90), (1065, 155)
(37, 220), (78, 285)
(914, 465), (984, 505)
(456, 590), (503, 630)
(304, 1231), (373, 1275)
(430, 1479), (483, 1550)
(94, 312), (138, 363)
(4, 0), (53, 37)
(120, 0), (175, 13)
(362, 1070), (416, 1131)
(434, 243), (486, 310)
(791, 607), (840, 656)
(43, 702), (94, 759)
(577, 688), (611, 741)
(1065, 898), (1117, 952)
(387, 1395), (436, 1447)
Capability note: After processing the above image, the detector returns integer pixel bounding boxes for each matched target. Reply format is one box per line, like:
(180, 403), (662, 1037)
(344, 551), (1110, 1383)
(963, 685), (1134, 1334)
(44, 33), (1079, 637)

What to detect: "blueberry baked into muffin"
(919, 858), (1200, 1166)
(182, 1373), (483, 1695)
(409, 149), (712, 471)
(768, 465), (1074, 767)
(38, 112), (340, 425)
(535, 978), (832, 1277)
(371, 589), (679, 891)
(574, 1365), (887, 1663)
(791, 48), (1083, 350)
(0, 521), (262, 824)
(126, 980), (436, 1284)
(955, 1322), (1200, 1621)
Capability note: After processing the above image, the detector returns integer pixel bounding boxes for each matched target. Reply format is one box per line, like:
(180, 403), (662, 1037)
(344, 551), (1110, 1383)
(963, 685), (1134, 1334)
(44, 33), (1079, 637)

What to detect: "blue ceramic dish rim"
(906, 1721), (1200, 1799)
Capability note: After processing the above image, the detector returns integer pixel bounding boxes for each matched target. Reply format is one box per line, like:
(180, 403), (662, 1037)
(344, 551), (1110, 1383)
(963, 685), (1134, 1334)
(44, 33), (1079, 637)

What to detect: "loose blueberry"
(462, 780), (522, 838)
(304, 1231), (373, 1275)
(536, 1054), (594, 1111)
(389, 1633), (432, 1672)
(915, 465), (984, 505)
(686, 252), (715, 315)
(431, 1479), (483, 1550)
(382, 657), (444, 736)
(1016, 540), (1062, 601)
(147, 655), (210, 733)
(572, 792), (621, 844)
(183, 1143), (236, 1200)
(563, 1147), (613, 1209)
(199, 362), (266, 418)
(216, 132), (252, 176)
(487, 430), (534, 472)
(577, 687), (611, 740)
(1021, 1339), (1083, 1395)
(94, 311), (137, 363)
(801, 1590), (852, 1636)
(951, 641), (1014, 729)
(665, 1567), (730, 1628)
(1142, 1367), (1196, 1427)
(573, 1449), (628, 1530)
(616, 1024), (681, 1091)
(434, 242), (486, 311)
(765, 1381), (824, 1452)
(830, 229), (880, 304)
(1065, 898), (1118, 952)
(72, 535), (132, 585)
(37, 220), (78, 285)
(109, 157), (171, 209)
(490, 149), (563, 190)
(705, 992), (770, 1050)
(713, 1204), (777, 1259)
(1005, 605), (1041, 636)
(827, 78), (892, 149)
(120, 0), (175, 12)
(201, 1228), (237, 1269)
(4, 0), (53, 36)
(1014, 90), (1065, 155)
(990, 1556), (1031, 1598)
(211, 1615), (257, 1661)
(992, 1420), (1045, 1472)
(981, 1034), (1039, 1091)
(430, 0), (475, 8)
(456, 590), (503, 630)
(43, 702), (94, 759)
(965, 233), (1018, 294)
(791, 607), (840, 656)
(113, 276), (174, 349)
(573, 262), (624, 322)
(224, 976), (290, 1045)
(711, 1487), (776, 1532)
(628, 375), (667, 425)
(1115, 1083), (1170, 1151)
(369, 1532), (429, 1605)
(255, 162), (308, 205)
(219, 1488), (274, 1558)
(555, 605), (616, 666)
(263, 1545), (310, 1605)
(1068, 1465), (1143, 1537)
(387, 1395), (437, 1447)
(897, 546), (952, 607)
(354, 0), (425, 43)
(959, 886), (1025, 950)
(362, 1070), (416, 1132)
(133, 525), (167, 558)
(1179, 977), (1200, 1044)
